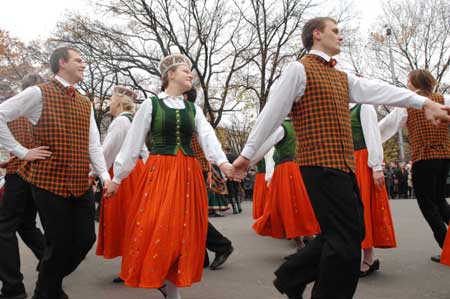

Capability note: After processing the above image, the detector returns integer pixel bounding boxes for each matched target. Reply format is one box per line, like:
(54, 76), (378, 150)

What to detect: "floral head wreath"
(112, 85), (138, 102)
(158, 54), (192, 78)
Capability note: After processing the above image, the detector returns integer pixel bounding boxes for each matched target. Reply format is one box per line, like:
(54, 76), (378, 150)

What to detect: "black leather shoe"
(210, 246), (234, 270)
(112, 277), (124, 283)
(0, 292), (27, 299)
(430, 255), (441, 263)
(359, 259), (380, 277)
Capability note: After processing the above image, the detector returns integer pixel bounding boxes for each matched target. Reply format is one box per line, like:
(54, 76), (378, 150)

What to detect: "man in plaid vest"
(233, 17), (450, 299)
(0, 47), (112, 299)
(0, 74), (46, 299)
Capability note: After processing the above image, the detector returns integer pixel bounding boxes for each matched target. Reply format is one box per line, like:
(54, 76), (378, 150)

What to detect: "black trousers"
(31, 186), (96, 299)
(275, 167), (365, 299)
(0, 174), (45, 294)
(204, 222), (232, 266)
(412, 159), (450, 248)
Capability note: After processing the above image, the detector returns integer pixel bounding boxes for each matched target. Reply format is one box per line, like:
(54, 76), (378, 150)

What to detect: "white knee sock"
(164, 280), (181, 299)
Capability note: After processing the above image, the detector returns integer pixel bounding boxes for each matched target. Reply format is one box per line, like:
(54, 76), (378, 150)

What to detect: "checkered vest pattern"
(191, 135), (209, 172)
(6, 117), (34, 174)
(18, 79), (92, 197)
(291, 54), (355, 172)
(406, 93), (450, 163)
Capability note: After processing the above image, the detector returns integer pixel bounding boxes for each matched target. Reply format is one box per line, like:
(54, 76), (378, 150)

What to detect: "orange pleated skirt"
(441, 231), (450, 266)
(119, 151), (208, 288)
(355, 149), (397, 249)
(253, 161), (320, 239)
(252, 173), (268, 219)
(96, 159), (145, 259)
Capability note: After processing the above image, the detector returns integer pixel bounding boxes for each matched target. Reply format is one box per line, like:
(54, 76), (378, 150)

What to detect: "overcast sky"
(1, 0), (383, 42)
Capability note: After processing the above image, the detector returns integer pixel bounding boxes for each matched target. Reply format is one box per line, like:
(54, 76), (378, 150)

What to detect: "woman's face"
(109, 94), (121, 117)
(168, 64), (193, 92)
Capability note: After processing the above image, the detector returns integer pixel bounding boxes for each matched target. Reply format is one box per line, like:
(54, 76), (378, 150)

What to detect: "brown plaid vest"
(191, 135), (209, 172)
(291, 54), (355, 172)
(6, 117), (34, 174)
(18, 79), (92, 197)
(406, 93), (450, 163)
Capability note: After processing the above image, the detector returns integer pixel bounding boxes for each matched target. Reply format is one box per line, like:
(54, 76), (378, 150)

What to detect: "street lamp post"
(386, 26), (405, 161)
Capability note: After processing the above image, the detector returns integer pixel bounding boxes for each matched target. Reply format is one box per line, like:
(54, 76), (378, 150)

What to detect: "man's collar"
(55, 75), (77, 88)
(309, 49), (332, 62)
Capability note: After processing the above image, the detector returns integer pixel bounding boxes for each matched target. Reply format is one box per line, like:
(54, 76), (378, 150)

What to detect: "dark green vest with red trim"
(273, 120), (296, 166)
(350, 104), (367, 150)
(150, 96), (196, 156)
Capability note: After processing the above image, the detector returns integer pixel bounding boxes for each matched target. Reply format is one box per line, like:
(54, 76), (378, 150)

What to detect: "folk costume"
(379, 94), (450, 250)
(441, 232), (450, 266)
(240, 50), (430, 299)
(96, 87), (148, 259)
(0, 76), (109, 299)
(252, 120), (320, 239)
(113, 55), (228, 289)
(0, 116), (45, 298)
(351, 104), (397, 249)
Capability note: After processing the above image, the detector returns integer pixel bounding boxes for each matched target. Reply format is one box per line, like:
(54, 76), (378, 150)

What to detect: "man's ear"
(312, 29), (322, 41)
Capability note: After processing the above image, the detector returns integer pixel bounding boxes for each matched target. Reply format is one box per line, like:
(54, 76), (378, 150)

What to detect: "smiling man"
(0, 47), (112, 299)
(233, 17), (450, 299)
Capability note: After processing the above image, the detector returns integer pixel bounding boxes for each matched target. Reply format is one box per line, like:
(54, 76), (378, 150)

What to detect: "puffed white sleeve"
(360, 105), (383, 171)
(113, 99), (153, 184)
(378, 107), (408, 144)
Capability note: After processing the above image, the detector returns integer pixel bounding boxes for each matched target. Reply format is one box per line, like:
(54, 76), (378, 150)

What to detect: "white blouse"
(112, 92), (228, 184)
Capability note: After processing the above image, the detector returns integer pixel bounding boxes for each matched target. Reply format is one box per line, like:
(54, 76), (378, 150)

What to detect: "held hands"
(24, 146), (52, 161)
(220, 161), (248, 182)
(232, 155), (251, 175)
(103, 179), (119, 198)
(423, 100), (450, 125)
(372, 170), (385, 189)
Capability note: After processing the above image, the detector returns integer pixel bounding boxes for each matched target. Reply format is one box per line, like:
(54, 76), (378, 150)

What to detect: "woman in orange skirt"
(252, 159), (269, 219)
(441, 232), (450, 266)
(95, 86), (148, 281)
(351, 103), (396, 277)
(105, 54), (233, 299)
(252, 119), (320, 247)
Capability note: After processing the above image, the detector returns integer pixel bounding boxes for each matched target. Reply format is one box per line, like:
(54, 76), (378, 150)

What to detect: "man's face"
(314, 20), (343, 56)
(60, 50), (85, 83)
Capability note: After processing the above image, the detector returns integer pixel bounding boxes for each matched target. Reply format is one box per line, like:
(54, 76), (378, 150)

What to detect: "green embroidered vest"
(350, 104), (366, 150)
(150, 96), (196, 156)
(273, 120), (296, 166)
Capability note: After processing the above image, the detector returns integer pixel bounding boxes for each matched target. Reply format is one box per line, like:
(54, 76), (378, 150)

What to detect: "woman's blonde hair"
(112, 86), (138, 113)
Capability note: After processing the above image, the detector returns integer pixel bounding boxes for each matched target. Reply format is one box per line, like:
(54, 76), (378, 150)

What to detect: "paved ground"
(16, 200), (450, 299)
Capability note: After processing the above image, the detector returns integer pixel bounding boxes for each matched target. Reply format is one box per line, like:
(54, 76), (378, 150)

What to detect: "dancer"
(379, 69), (450, 263)
(350, 103), (396, 277)
(0, 47), (112, 299)
(95, 86), (148, 282)
(252, 119), (319, 249)
(232, 17), (450, 299)
(0, 74), (46, 299)
(106, 54), (238, 299)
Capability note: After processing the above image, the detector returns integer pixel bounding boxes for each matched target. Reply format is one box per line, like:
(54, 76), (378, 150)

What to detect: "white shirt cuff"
(216, 157), (228, 167)
(372, 165), (383, 172)
(100, 172), (111, 183)
(241, 146), (255, 160)
(410, 95), (427, 109)
(12, 145), (29, 159)
(112, 176), (122, 185)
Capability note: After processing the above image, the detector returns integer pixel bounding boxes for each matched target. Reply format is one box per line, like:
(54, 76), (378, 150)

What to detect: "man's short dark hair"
(301, 17), (337, 51)
(21, 73), (45, 90)
(49, 46), (79, 75)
